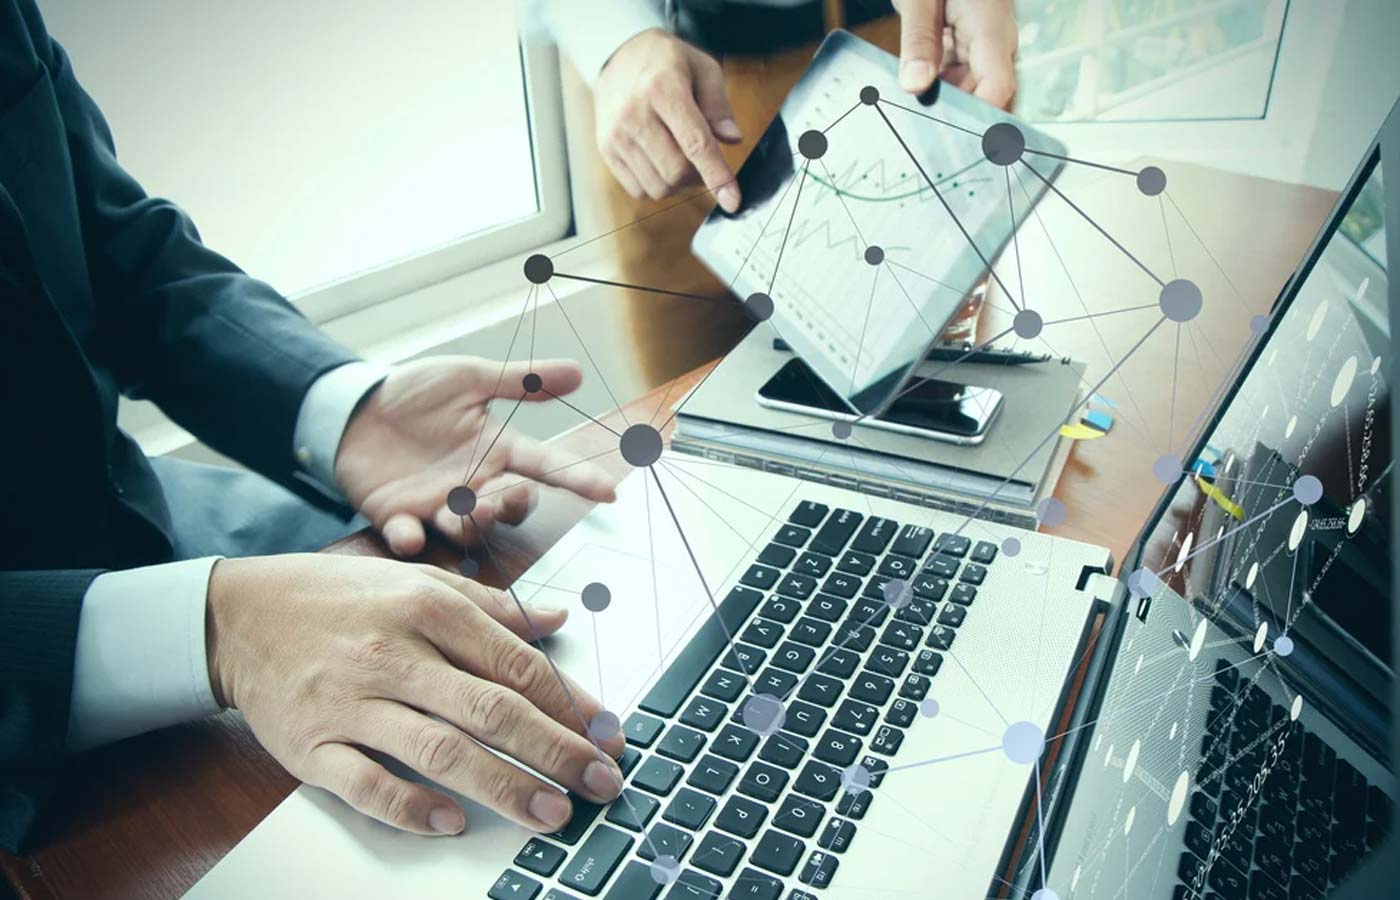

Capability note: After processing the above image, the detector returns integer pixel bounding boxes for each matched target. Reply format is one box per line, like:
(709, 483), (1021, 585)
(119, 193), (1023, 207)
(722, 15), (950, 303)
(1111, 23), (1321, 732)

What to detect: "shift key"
(559, 824), (633, 895)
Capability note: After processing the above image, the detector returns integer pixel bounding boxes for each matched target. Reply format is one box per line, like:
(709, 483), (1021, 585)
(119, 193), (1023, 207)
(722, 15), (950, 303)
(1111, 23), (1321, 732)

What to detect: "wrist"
(205, 557), (243, 709)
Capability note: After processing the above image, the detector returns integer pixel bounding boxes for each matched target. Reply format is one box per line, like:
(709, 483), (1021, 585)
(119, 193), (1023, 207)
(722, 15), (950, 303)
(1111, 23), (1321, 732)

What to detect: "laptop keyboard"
(1174, 660), (1392, 900)
(487, 500), (1002, 900)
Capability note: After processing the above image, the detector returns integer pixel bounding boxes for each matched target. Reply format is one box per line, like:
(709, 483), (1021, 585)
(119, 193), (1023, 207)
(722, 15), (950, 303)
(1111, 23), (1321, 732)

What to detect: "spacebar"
(638, 585), (763, 717)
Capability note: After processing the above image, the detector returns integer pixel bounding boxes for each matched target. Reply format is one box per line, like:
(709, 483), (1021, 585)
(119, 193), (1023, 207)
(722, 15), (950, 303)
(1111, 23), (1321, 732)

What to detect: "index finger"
(653, 85), (737, 209)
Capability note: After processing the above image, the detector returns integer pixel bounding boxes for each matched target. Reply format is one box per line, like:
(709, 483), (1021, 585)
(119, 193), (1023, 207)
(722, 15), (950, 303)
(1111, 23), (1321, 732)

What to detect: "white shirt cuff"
(67, 557), (224, 752)
(292, 361), (389, 499)
(537, 0), (666, 83)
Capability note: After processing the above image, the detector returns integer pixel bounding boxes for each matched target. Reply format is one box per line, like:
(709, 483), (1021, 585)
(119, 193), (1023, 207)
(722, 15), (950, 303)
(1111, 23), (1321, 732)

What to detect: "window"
(1015, 0), (1290, 123)
(41, 0), (569, 319)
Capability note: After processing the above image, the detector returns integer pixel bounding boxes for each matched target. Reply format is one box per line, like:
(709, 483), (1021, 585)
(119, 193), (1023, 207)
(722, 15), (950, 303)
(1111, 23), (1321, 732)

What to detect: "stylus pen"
(770, 338), (1058, 366)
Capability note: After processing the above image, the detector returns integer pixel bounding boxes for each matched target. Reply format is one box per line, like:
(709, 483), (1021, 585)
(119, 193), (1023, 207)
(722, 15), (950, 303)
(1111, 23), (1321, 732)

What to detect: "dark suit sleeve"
(42, 35), (359, 483)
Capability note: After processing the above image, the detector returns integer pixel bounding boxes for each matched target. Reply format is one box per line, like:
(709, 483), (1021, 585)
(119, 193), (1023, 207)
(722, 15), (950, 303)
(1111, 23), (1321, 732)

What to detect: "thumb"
(897, 0), (944, 93)
(687, 49), (741, 144)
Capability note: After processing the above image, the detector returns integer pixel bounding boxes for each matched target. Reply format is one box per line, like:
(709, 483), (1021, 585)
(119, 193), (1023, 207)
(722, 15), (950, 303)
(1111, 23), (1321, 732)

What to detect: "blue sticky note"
(1082, 409), (1114, 432)
(1191, 459), (1217, 478)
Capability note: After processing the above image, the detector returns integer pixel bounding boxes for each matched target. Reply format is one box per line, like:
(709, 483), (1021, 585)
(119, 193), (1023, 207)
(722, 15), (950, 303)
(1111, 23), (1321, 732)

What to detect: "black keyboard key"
(885, 698), (917, 727)
(773, 795), (825, 838)
(877, 554), (918, 579)
(798, 673), (845, 708)
(833, 622), (875, 652)
(693, 833), (746, 877)
(818, 817), (856, 853)
(850, 672), (895, 705)
(820, 571), (861, 599)
(970, 540), (998, 564)
(669, 870), (722, 899)
(923, 555), (959, 578)
(551, 795), (605, 845)
(847, 597), (890, 627)
(861, 574), (893, 601)
(880, 621), (922, 651)
(773, 524), (810, 547)
(858, 755), (888, 787)
(789, 501), (829, 527)
(958, 564), (987, 586)
(776, 572), (818, 600)
(687, 754), (740, 794)
(620, 746), (642, 777)
(788, 891), (818, 900)
(680, 697), (729, 733)
(752, 829), (806, 876)
(835, 550), (876, 576)
(773, 641), (816, 673)
(912, 574), (947, 601)
(798, 850), (839, 889)
(625, 712), (666, 748)
(895, 597), (938, 626)
(713, 725), (759, 763)
(900, 673), (931, 701)
(759, 731), (808, 769)
(817, 648), (861, 679)
(757, 542), (796, 568)
(786, 700), (828, 737)
(741, 618), (785, 649)
(722, 643), (767, 675)
(938, 604), (967, 628)
(794, 760), (842, 801)
(663, 788), (716, 831)
(559, 825), (633, 896)
(716, 795), (768, 838)
(851, 516), (897, 554)
(516, 838), (567, 876)
(490, 869), (542, 900)
(926, 624), (956, 649)
(754, 666), (798, 697)
(793, 552), (832, 578)
(806, 594), (847, 623)
(634, 757), (684, 796)
(759, 595), (801, 624)
(865, 646), (909, 678)
(740, 565), (781, 591)
(603, 861), (663, 900)
(739, 761), (790, 802)
(606, 789), (660, 832)
(700, 669), (746, 703)
(891, 525), (934, 558)
(729, 868), (782, 900)
(811, 509), (863, 555)
(790, 617), (833, 647)
(832, 699), (879, 735)
(912, 650), (943, 677)
(836, 790), (871, 819)
(638, 822), (694, 863)
(814, 729), (862, 766)
(658, 725), (707, 762)
(949, 583), (977, 605)
(640, 586), (764, 717)
(933, 534), (970, 557)
(871, 725), (904, 756)
(543, 892), (581, 900)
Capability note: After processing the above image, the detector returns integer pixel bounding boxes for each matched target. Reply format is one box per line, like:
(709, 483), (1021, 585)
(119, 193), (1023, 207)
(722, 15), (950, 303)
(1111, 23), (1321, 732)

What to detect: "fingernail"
(718, 185), (741, 213)
(715, 118), (742, 141)
(529, 790), (573, 831)
(583, 760), (622, 800)
(528, 601), (566, 616)
(900, 59), (934, 92)
(429, 806), (464, 835)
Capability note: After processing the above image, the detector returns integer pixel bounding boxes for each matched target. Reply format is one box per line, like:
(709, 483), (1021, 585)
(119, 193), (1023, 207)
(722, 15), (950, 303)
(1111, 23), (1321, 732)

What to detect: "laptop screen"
(1043, 150), (1392, 899)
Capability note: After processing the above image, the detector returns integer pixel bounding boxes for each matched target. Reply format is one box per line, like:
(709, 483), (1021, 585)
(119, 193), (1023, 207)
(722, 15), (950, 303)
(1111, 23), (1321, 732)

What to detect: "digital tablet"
(691, 29), (1068, 418)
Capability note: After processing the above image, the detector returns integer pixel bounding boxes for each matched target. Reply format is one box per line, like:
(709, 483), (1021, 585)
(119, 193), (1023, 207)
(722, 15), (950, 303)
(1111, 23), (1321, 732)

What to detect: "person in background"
(538, 0), (1018, 211)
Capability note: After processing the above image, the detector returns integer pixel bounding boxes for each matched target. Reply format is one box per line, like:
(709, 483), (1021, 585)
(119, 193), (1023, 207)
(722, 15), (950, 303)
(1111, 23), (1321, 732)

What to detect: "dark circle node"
(882, 578), (913, 610)
(581, 581), (612, 612)
(744, 291), (774, 322)
(1013, 308), (1043, 339)
(1249, 313), (1270, 336)
(841, 763), (872, 795)
(1274, 634), (1295, 657)
(1152, 453), (1182, 485)
(831, 420), (852, 440)
(588, 710), (621, 741)
(649, 856), (681, 886)
(1036, 497), (1067, 527)
(446, 485), (477, 516)
(1136, 166), (1167, 196)
(982, 122), (1025, 166)
(1293, 474), (1323, 506)
(1002, 720), (1045, 764)
(620, 423), (664, 467)
(864, 245), (885, 266)
(742, 694), (786, 736)
(1159, 279), (1202, 322)
(522, 372), (543, 394)
(523, 253), (554, 284)
(1127, 567), (1160, 598)
(798, 129), (828, 160)
(457, 556), (480, 578)
(1001, 536), (1022, 557)
(859, 85), (880, 105)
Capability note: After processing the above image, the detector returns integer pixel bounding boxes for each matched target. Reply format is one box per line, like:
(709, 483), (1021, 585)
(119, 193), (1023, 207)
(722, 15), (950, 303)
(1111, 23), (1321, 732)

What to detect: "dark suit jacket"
(0, 0), (358, 851)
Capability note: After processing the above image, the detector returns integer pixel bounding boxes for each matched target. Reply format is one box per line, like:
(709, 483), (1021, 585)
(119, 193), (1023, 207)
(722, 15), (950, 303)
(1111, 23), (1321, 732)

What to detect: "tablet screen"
(691, 30), (1066, 415)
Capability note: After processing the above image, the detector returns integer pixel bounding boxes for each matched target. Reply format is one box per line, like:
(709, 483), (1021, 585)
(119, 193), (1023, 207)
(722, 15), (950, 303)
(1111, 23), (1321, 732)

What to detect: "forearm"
(533, 0), (665, 82)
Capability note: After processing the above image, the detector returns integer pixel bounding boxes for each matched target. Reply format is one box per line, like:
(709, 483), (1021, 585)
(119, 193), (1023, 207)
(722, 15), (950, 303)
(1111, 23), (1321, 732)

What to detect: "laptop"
(185, 45), (1397, 900)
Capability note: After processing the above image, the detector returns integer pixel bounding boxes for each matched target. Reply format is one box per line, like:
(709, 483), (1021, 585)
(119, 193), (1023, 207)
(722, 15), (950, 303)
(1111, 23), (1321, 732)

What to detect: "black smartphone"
(756, 359), (1003, 445)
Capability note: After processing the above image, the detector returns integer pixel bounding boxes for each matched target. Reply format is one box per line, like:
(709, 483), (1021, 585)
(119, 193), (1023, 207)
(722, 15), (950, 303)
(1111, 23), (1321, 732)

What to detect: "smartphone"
(756, 359), (1003, 445)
